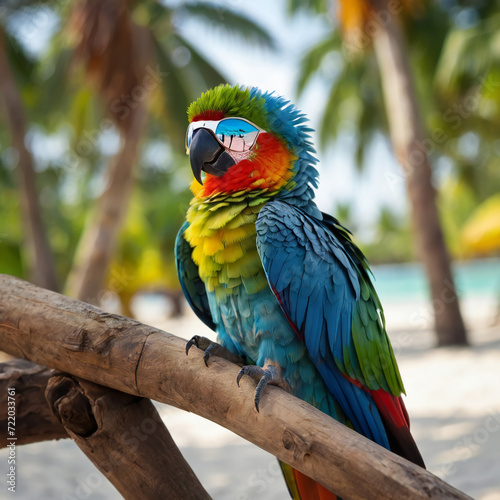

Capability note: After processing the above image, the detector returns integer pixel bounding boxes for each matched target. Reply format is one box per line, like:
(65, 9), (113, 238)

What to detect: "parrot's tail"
(280, 461), (338, 500)
(369, 389), (426, 469)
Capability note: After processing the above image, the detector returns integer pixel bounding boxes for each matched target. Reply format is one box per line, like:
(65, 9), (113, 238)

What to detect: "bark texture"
(0, 359), (67, 445)
(0, 275), (472, 500)
(46, 374), (211, 500)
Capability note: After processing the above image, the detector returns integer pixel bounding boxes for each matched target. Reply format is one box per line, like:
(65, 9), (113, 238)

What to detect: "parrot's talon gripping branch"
(186, 336), (243, 366)
(237, 364), (289, 412)
(185, 335), (210, 356)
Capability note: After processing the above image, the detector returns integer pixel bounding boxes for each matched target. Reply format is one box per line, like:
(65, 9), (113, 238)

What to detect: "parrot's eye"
(186, 117), (265, 154)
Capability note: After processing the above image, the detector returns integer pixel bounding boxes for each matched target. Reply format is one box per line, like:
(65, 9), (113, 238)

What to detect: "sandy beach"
(1, 296), (499, 499)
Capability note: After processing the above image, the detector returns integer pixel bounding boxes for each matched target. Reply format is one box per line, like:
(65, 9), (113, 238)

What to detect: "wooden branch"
(45, 374), (210, 500)
(0, 275), (471, 500)
(0, 358), (210, 498)
(0, 359), (68, 445)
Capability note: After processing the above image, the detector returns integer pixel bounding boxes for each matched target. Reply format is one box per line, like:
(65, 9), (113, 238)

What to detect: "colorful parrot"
(176, 84), (425, 499)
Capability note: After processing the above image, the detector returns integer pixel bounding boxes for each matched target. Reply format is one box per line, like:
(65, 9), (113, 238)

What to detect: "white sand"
(1, 298), (499, 499)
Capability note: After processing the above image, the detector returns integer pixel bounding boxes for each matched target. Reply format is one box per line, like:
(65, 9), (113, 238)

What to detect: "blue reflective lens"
(215, 119), (260, 152)
(185, 118), (262, 154)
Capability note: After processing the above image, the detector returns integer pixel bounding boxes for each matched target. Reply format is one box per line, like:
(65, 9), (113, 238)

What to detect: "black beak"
(189, 128), (236, 184)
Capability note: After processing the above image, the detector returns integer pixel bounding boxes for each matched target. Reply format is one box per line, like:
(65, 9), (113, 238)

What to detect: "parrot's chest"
(185, 198), (300, 361)
(184, 199), (269, 295)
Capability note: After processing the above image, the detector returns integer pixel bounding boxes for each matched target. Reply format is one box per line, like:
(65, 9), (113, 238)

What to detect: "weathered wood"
(46, 374), (211, 500)
(0, 275), (472, 500)
(0, 358), (210, 499)
(0, 359), (68, 445)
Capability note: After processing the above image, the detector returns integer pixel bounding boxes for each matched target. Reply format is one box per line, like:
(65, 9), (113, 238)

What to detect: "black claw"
(254, 372), (271, 412)
(236, 368), (245, 387)
(186, 336), (199, 355)
(254, 391), (261, 412)
(203, 350), (210, 367)
(237, 365), (282, 412)
(185, 335), (203, 356)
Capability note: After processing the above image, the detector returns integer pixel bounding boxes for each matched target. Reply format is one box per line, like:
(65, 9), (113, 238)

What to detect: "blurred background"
(0, 0), (499, 498)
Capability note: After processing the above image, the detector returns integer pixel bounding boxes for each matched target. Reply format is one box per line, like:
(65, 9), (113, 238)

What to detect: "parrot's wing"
(256, 200), (425, 467)
(175, 221), (216, 331)
(256, 200), (402, 393)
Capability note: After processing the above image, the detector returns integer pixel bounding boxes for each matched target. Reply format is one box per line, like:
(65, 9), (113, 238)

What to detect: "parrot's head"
(186, 84), (319, 205)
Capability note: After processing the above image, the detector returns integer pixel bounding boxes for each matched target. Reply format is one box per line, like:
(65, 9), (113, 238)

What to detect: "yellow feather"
(226, 212), (257, 229)
(226, 251), (262, 278)
(251, 178), (266, 188)
(198, 257), (222, 278)
(191, 245), (204, 265)
(213, 243), (244, 264)
(203, 235), (225, 255)
(207, 202), (247, 230)
(222, 225), (255, 245)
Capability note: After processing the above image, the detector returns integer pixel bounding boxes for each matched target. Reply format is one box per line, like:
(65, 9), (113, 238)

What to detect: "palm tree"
(50, 0), (274, 305)
(62, 0), (152, 303)
(0, 27), (59, 291)
(369, 0), (467, 345)
(291, 0), (469, 345)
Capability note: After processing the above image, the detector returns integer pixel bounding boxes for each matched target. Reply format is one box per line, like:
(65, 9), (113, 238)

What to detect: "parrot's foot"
(237, 363), (290, 412)
(185, 335), (243, 367)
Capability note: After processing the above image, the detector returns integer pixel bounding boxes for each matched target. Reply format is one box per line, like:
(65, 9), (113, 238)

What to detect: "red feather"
(341, 374), (425, 467)
(192, 110), (225, 121)
(293, 469), (338, 500)
(368, 389), (425, 467)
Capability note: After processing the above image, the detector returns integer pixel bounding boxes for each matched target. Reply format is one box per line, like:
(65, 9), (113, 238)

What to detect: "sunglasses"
(186, 117), (265, 153)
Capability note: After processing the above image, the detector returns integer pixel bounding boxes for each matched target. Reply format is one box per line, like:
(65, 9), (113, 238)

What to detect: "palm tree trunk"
(371, 2), (467, 345)
(0, 29), (59, 291)
(65, 105), (146, 304)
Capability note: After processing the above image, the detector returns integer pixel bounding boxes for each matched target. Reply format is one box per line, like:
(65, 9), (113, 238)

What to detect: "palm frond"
(178, 2), (275, 49)
(173, 33), (227, 89)
(296, 32), (340, 96)
(152, 36), (193, 151)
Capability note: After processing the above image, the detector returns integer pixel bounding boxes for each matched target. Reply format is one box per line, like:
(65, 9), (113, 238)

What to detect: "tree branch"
(0, 359), (67, 445)
(0, 275), (471, 500)
(45, 374), (211, 500)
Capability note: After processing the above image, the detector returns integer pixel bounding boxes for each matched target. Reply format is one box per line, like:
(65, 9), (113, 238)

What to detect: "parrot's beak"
(189, 128), (236, 184)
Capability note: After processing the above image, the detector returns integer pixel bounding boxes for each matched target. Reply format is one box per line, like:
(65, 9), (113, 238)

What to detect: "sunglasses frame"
(185, 117), (266, 154)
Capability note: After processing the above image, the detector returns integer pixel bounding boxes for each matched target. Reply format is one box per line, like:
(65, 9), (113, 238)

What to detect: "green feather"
(207, 202), (247, 229)
(187, 84), (270, 130)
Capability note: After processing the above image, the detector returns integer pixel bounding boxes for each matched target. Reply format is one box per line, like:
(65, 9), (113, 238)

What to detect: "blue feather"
(256, 200), (393, 450)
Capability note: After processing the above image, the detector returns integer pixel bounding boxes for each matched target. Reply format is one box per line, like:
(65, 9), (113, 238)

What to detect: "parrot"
(176, 84), (425, 499)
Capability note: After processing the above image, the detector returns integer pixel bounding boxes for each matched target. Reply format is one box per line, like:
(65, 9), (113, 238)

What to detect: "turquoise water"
(371, 258), (500, 304)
